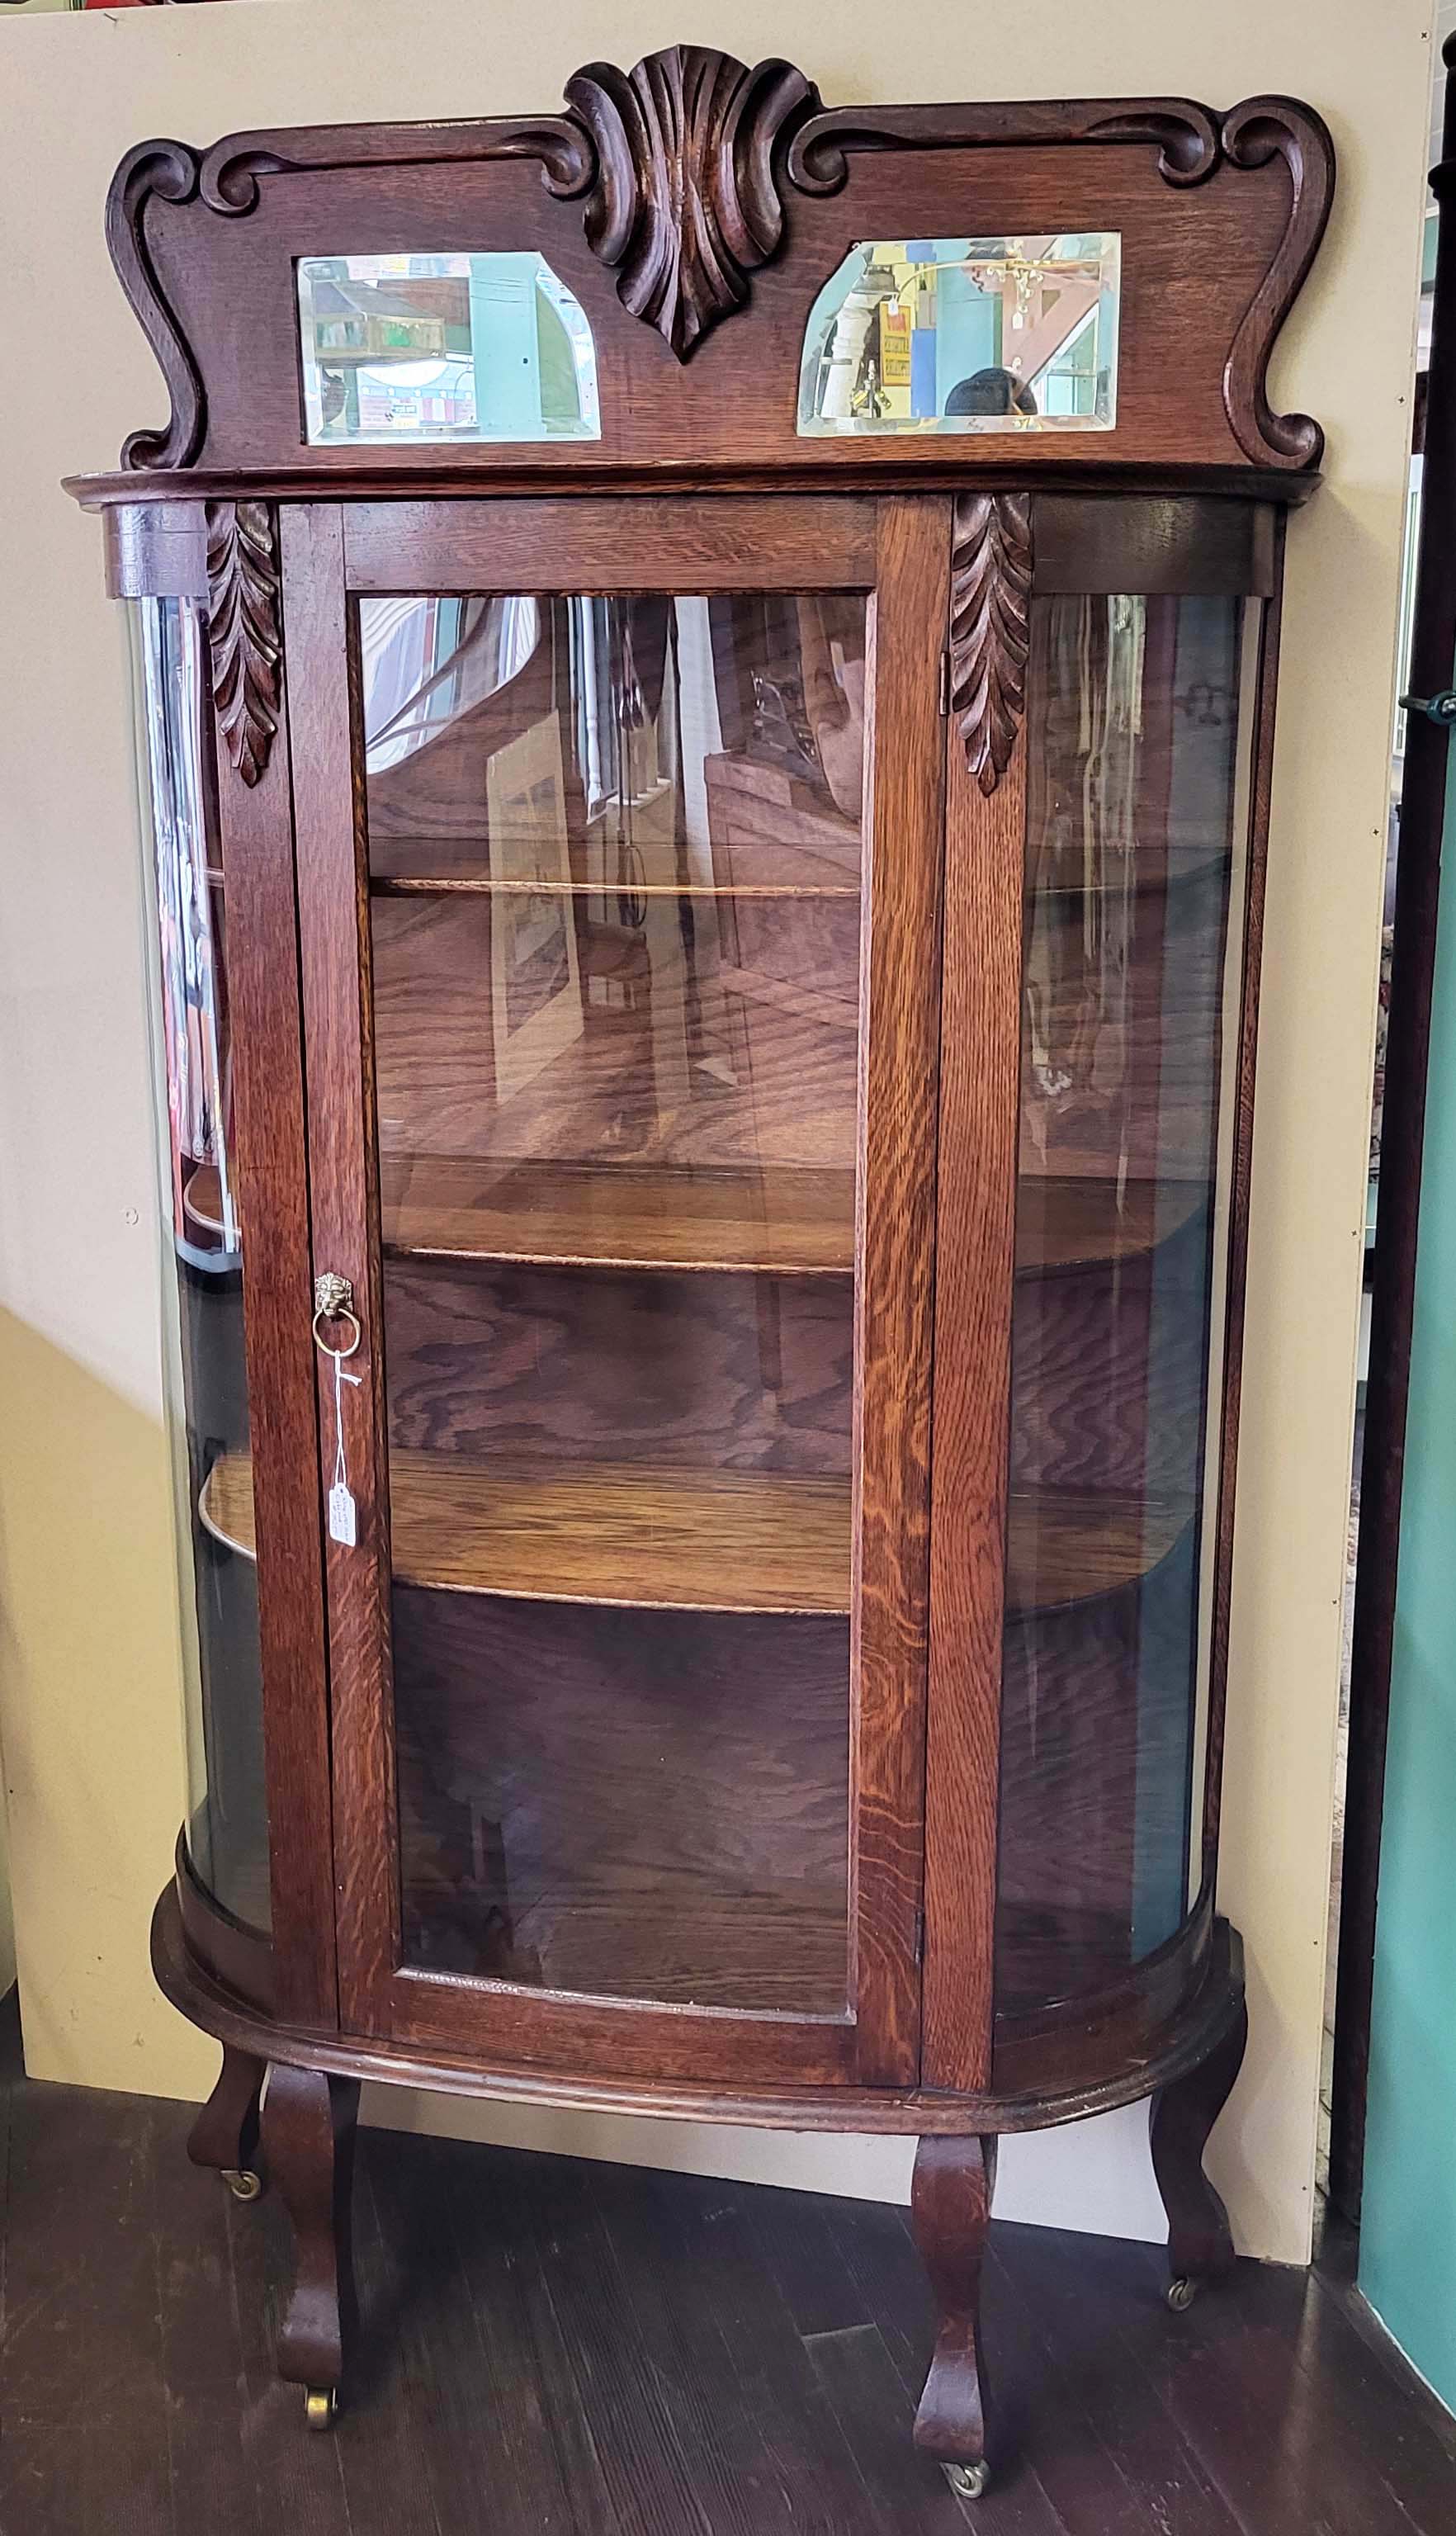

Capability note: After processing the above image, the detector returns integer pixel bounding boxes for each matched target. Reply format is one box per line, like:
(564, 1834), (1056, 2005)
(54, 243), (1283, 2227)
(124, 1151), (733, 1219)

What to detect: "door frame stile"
(207, 515), (339, 2030)
(280, 502), (398, 2037)
(921, 494), (1029, 2091)
(851, 494), (953, 2085)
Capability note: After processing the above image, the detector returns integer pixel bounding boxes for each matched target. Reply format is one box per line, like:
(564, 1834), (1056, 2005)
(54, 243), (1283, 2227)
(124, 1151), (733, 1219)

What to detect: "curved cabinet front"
(131, 595), (271, 1941)
(995, 579), (1261, 2025)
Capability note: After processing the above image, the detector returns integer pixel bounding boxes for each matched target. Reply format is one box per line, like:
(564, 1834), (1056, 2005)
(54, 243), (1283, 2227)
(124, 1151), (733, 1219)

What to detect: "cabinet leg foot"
(1151, 1995), (1248, 2301)
(262, 2063), (360, 2402)
(910, 2134), (997, 2482)
(187, 2044), (267, 2199)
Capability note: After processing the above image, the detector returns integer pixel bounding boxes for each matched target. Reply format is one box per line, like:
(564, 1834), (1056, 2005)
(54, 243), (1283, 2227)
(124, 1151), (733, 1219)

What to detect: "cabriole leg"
(1151, 1999), (1249, 2309)
(261, 2062), (361, 2427)
(187, 2044), (267, 2201)
(910, 2133), (998, 2500)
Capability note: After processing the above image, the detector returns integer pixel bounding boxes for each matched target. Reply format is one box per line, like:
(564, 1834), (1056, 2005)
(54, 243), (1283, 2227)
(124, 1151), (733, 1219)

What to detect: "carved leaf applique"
(205, 500), (281, 788)
(948, 494), (1033, 797)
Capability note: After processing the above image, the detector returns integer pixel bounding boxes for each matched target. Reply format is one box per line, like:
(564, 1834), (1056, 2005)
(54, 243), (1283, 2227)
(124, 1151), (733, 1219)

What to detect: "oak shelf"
(380, 1155), (857, 1275)
(371, 873), (861, 901)
(1014, 1175), (1209, 1274)
(201, 1450), (1194, 1619)
(379, 1156), (1208, 1280)
(203, 1450), (853, 1613)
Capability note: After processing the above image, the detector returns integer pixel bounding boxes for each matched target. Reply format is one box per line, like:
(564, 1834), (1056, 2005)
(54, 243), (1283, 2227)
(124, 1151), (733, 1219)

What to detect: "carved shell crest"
(567, 46), (816, 359)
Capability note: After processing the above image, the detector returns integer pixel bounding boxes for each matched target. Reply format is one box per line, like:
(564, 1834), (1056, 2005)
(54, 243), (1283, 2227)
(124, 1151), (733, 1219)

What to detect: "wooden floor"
(2, 1999), (1453, 2535)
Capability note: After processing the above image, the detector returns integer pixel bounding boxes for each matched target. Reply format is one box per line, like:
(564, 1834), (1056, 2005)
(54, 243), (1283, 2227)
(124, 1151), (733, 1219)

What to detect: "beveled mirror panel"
(797, 234), (1119, 437)
(297, 251), (601, 447)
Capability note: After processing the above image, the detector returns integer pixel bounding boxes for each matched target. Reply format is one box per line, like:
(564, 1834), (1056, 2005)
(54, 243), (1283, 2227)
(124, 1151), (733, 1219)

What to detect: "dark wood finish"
(175, 1829), (274, 2013)
(281, 503), (398, 2036)
(948, 492), (1033, 796)
(922, 560), (1023, 2092)
(205, 499), (281, 786)
(261, 2062), (361, 2396)
(343, 494), (877, 589)
(566, 47), (815, 358)
(787, 93), (1331, 475)
(1029, 495), (1278, 597)
(209, 522), (337, 2030)
(909, 2133), (997, 2475)
(393, 1592), (849, 2011)
(201, 1445), (1194, 1614)
(71, 58), (1331, 2484)
(154, 1881), (1245, 2140)
(381, 1257), (850, 1476)
(380, 1155), (856, 1273)
(1150, 1994), (1248, 2291)
(1333, 47), (1456, 2221)
(206, 1443), (853, 1611)
(849, 496), (949, 2085)
(1217, 101), (1333, 467)
(186, 2044), (266, 2182)
(87, 78), (1330, 494)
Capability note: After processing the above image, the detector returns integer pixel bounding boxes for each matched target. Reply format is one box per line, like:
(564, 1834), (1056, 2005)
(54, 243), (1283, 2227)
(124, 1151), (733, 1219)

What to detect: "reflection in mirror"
(797, 234), (1119, 437)
(298, 251), (601, 447)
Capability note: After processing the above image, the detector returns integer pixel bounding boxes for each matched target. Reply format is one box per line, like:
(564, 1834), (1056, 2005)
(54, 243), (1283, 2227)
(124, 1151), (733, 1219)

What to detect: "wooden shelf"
(1014, 1176), (1208, 1274)
(380, 1156), (856, 1275)
(202, 1451), (853, 1615)
(371, 873), (859, 901)
(1031, 840), (1231, 902)
(1004, 1489), (1194, 1615)
(381, 1157), (1207, 1279)
(202, 1452), (1194, 1620)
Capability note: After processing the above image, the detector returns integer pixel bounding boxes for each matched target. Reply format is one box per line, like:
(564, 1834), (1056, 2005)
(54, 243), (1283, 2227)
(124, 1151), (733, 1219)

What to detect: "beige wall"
(0, 0), (1432, 2261)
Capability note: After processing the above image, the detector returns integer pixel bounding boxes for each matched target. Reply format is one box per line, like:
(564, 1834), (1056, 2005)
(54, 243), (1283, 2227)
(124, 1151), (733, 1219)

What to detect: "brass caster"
(1167, 2274), (1198, 2313)
(943, 2460), (990, 2501)
(221, 2167), (262, 2203)
(305, 2387), (338, 2433)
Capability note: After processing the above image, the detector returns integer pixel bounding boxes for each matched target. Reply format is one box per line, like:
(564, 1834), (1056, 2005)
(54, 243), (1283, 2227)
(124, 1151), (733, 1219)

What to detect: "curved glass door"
(131, 597), (269, 1932)
(359, 589), (867, 2013)
(995, 589), (1257, 2014)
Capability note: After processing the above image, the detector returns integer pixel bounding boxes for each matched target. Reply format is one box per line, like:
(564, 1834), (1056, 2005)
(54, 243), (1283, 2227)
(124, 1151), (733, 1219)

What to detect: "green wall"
(1359, 752), (1456, 2415)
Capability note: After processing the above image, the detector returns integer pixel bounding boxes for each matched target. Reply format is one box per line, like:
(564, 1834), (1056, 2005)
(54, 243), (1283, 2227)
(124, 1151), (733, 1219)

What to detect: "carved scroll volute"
(205, 501), (281, 788)
(566, 46), (817, 358)
(948, 494), (1033, 797)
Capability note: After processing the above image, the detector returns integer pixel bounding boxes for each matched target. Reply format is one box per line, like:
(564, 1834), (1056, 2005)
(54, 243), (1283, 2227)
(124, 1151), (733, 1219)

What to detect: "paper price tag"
(328, 1482), (358, 1548)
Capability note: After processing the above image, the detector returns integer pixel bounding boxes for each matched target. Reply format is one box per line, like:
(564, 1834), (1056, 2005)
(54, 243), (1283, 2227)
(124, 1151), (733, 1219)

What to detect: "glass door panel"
(357, 589), (867, 2013)
(995, 591), (1255, 2014)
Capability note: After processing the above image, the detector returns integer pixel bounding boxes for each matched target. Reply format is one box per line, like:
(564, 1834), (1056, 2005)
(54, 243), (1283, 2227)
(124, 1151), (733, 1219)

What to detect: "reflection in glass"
(995, 593), (1250, 2014)
(131, 598), (269, 1931)
(298, 252), (600, 447)
(357, 590), (868, 2009)
(798, 234), (1119, 437)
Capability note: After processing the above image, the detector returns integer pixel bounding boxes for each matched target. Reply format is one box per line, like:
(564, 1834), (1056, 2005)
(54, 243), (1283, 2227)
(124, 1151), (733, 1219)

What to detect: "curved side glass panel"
(798, 234), (1119, 436)
(130, 598), (270, 1932)
(995, 590), (1257, 2015)
(298, 252), (602, 447)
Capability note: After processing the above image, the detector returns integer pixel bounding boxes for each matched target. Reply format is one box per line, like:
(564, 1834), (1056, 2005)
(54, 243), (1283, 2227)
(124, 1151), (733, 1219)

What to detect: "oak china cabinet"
(70, 50), (1333, 2495)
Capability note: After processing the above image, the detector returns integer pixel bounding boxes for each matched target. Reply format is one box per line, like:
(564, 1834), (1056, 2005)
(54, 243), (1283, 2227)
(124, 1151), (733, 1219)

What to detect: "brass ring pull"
(312, 1303), (362, 1360)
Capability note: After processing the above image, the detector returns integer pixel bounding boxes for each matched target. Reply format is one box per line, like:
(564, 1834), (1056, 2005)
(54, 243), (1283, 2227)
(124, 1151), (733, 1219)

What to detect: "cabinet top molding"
(73, 46), (1335, 504)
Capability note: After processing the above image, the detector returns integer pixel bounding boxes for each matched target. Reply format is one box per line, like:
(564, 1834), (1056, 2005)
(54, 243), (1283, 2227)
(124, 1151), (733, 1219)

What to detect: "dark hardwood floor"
(1, 1990), (1452, 2536)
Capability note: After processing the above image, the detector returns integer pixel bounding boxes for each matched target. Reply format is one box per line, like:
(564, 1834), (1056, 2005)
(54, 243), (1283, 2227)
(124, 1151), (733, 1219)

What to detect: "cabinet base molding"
(156, 1878), (1246, 2472)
